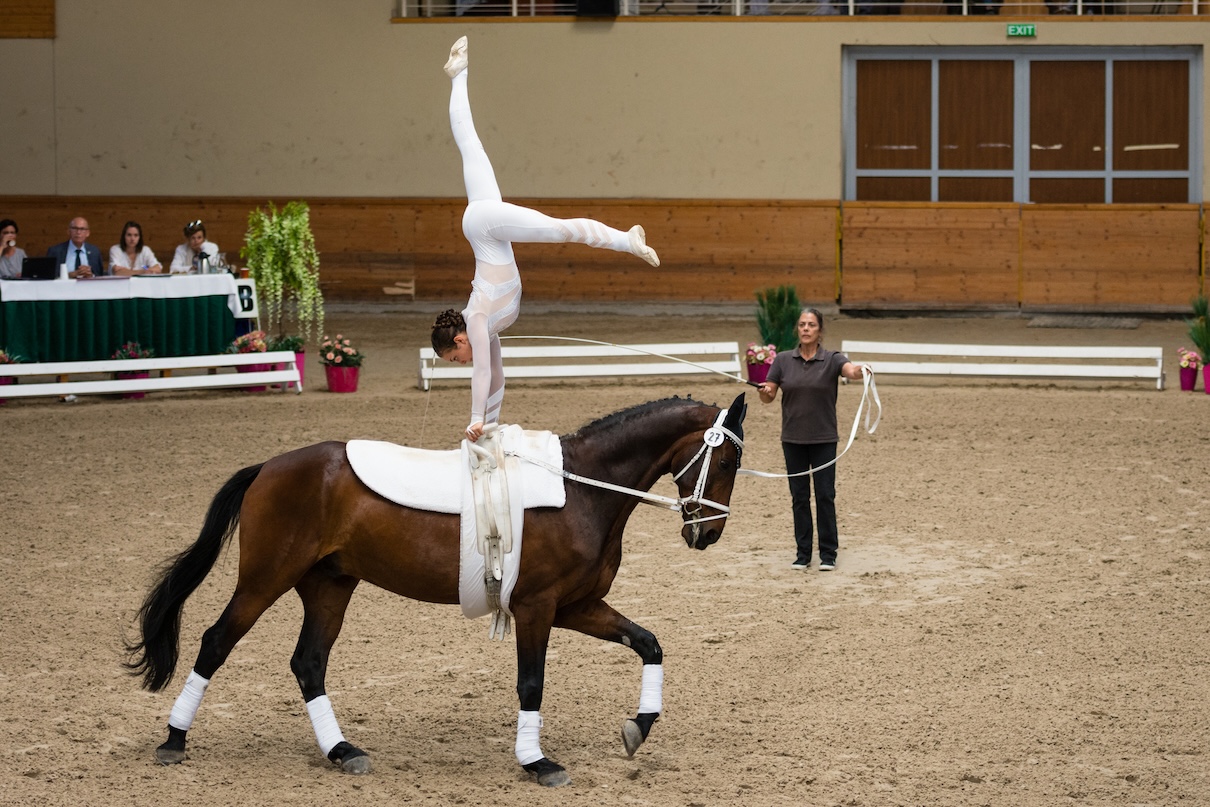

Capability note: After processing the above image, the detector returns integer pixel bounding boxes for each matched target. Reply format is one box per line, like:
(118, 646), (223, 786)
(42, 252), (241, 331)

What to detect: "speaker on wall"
(576, 0), (619, 15)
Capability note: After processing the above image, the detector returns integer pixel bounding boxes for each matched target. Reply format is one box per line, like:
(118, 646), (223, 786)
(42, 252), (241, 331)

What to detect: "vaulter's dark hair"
(0, 219), (17, 234)
(431, 309), (467, 354)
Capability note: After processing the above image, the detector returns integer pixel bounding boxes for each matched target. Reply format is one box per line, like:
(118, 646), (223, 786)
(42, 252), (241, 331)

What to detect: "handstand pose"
(431, 36), (660, 443)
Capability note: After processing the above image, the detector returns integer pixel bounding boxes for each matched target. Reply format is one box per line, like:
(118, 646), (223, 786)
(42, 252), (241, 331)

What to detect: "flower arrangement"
(227, 330), (268, 354)
(1178, 347), (1202, 369)
(111, 342), (155, 360)
(319, 334), (364, 368)
(0, 348), (22, 364)
(746, 342), (777, 366)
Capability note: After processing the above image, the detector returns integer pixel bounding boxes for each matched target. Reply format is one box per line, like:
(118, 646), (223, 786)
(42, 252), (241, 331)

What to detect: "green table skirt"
(0, 296), (235, 362)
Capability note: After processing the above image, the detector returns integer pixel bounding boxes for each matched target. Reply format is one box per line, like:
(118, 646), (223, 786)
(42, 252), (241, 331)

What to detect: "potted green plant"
(241, 200), (325, 359)
(1187, 295), (1210, 394)
(752, 285), (801, 383)
(268, 334), (306, 390)
(319, 333), (365, 393)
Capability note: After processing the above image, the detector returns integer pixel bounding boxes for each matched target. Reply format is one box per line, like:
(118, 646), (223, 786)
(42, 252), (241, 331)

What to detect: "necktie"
(75, 248), (83, 270)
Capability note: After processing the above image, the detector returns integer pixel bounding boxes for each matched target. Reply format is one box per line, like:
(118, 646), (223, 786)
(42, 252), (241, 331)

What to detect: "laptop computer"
(20, 256), (59, 280)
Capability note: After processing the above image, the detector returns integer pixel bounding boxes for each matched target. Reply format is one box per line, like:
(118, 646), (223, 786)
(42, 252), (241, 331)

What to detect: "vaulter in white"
(430, 36), (661, 443)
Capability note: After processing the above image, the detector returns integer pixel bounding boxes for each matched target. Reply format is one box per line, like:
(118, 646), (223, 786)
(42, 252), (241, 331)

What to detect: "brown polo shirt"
(765, 346), (850, 444)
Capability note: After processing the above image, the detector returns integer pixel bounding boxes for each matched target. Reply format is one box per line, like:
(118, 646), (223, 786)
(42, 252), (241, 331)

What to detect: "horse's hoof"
(524, 757), (571, 787)
(155, 746), (186, 765)
(621, 719), (644, 758)
(329, 741), (372, 775)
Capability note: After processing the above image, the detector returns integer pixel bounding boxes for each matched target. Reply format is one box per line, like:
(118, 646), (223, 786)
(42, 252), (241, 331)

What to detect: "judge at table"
(170, 220), (220, 274)
(47, 217), (106, 279)
(0, 219), (26, 279)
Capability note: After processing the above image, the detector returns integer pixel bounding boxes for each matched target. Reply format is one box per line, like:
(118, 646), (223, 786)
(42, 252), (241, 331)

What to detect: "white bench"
(0, 351), (303, 399)
(840, 340), (1165, 390)
(418, 341), (742, 390)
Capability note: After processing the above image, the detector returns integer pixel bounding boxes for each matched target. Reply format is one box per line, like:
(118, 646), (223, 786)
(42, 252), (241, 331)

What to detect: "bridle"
(669, 409), (744, 543)
(505, 408), (744, 547)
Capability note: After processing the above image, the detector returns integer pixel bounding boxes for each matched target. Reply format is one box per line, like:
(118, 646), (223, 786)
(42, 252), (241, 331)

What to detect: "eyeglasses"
(69, 226), (90, 232)
(187, 220), (203, 229)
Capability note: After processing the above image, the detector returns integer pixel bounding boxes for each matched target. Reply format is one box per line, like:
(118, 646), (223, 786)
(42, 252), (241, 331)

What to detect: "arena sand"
(1, 305), (1207, 807)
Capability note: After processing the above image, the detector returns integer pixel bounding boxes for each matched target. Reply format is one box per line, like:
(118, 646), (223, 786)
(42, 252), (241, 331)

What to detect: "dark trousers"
(782, 441), (838, 563)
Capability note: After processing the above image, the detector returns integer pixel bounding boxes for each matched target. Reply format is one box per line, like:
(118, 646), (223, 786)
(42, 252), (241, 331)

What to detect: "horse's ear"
(724, 392), (747, 429)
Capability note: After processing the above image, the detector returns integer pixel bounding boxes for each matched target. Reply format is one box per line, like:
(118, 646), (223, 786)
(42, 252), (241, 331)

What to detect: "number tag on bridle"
(703, 428), (725, 448)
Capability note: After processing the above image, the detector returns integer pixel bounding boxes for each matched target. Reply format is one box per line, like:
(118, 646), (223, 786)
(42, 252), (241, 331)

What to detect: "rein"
(738, 367), (882, 480)
(507, 408), (744, 543)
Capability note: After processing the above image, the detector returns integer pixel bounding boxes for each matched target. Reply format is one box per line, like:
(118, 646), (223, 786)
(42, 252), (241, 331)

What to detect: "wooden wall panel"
(5, 197), (1199, 310)
(0, 197), (839, 303)
(0, 0), (54, 38)
(1021, 205), (1201, 311)
(842, 203), (1020, 309)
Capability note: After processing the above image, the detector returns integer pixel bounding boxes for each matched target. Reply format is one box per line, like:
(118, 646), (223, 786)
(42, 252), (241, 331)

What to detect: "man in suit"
(47, 217), (105, 278)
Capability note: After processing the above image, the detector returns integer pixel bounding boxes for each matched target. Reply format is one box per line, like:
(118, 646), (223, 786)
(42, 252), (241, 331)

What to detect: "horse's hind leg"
(157, 588), (285, 764)
(553, 599), (664, 758)
(291, 569), (369, 774)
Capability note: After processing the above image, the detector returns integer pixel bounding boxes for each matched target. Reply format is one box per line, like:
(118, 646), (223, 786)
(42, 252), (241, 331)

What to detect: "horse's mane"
(564, 396), (709, 442)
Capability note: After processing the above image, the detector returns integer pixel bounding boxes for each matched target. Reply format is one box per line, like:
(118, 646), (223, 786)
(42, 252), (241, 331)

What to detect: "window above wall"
(843, 47), (1202, 203)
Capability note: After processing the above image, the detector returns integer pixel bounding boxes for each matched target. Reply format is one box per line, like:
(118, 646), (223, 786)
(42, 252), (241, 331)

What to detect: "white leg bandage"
(305, 695), (347, 757)
(167, 670), (210, 731)
(638, 664), (664, 714)
(515, 710), (544, 765)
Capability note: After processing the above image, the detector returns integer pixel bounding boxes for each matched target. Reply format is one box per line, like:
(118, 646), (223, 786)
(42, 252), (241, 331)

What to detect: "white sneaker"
(818, 559), (835, 571)
(628, 225), (660, 267)
(444, 36), (468, 78)
(790, 561), (808, 570)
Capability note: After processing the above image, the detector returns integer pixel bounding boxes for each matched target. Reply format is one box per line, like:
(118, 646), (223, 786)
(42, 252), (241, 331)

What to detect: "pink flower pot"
(1205, 365), (1210, 395)
(237, 362), (271, 392)
(325, 364), (359, 393)
(294, 351), (306, 390)
(747, 362), (771, 385)
(1179, 366), (1198, 392)
(0, 375), (13, 405)
(116, 370), (150, 399)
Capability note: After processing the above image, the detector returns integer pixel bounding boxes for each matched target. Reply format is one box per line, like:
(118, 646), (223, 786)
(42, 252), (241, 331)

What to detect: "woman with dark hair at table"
(0, 219), (26, 279)
(109, 221), (163, 276)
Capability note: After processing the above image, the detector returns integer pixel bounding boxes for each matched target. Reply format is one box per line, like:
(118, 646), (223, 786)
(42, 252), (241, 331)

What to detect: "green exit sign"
(1008, 23), (1036, 37)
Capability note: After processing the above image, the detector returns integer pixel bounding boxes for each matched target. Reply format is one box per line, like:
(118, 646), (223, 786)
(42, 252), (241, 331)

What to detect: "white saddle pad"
(346, 427), (566, 622)
(345, 428), (565, 513)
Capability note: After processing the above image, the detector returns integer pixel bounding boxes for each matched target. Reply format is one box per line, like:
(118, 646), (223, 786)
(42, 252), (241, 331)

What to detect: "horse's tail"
(124, 463), (264, 692)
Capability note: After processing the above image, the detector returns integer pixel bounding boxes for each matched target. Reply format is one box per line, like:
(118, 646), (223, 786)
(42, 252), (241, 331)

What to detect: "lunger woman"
(758, 308), (871, 572)
(430, 36), (660, 443)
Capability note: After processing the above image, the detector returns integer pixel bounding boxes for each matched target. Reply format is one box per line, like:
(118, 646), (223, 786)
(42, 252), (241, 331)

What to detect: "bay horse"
(125, 393), (747, 787)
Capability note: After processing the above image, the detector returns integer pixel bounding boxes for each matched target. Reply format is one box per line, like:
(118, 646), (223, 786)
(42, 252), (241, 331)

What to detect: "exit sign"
(1008, 23), (1036, 37)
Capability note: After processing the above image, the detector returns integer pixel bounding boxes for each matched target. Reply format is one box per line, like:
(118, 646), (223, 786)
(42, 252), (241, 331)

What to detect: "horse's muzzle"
(682, 523), (722, 550)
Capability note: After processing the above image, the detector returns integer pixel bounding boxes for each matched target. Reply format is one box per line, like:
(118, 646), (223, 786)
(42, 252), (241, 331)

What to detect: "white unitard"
(450, 67), (642, 429)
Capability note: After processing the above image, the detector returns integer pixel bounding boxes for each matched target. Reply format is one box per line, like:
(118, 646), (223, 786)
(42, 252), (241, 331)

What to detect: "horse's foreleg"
(291, 571), (369, 774)
(512, 604), (570, 787)
(156, 589), (282, 764)
(553, 599), (663, 758)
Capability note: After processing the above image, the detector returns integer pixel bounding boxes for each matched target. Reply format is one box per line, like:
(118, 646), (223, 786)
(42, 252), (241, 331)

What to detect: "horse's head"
(671, 392), (746, 550)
